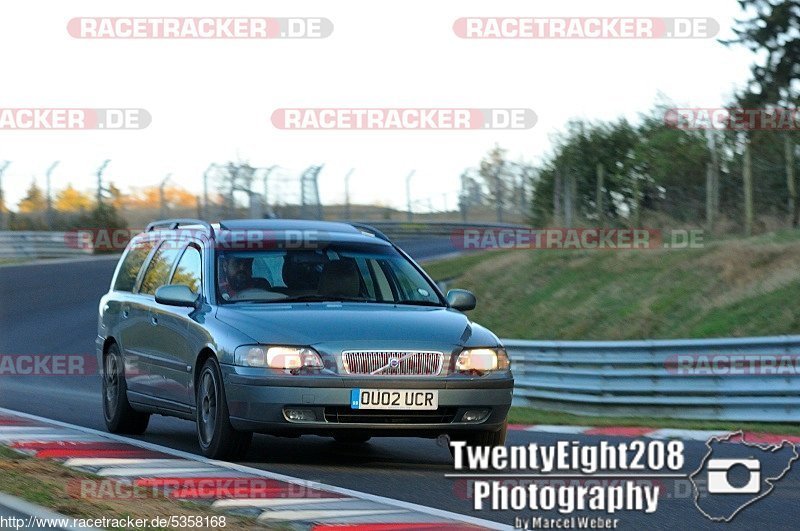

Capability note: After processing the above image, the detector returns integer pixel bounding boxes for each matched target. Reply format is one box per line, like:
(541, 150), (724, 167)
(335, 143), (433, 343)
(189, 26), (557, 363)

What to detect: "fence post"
(596, 163), (605, 227)
(564, 171), (575, 227)
(631, 173), (641, 228)
(786, 136), (797, 227)
(744, 138), (753, 236)
(553, 171), (563, 224)
(706, 162), (714, 232)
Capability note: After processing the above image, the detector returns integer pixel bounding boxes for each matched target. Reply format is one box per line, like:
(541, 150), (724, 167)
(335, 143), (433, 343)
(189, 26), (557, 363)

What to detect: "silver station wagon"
(97, 219), (513, 459)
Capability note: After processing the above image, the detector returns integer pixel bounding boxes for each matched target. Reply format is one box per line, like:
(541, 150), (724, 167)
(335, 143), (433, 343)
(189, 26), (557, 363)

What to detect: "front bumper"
(222, 365), (514, 437)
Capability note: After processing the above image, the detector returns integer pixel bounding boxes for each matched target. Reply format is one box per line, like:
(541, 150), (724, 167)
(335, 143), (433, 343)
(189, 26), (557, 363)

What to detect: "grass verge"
(422, 231), (800, 339)
(0, 445), (260, 530)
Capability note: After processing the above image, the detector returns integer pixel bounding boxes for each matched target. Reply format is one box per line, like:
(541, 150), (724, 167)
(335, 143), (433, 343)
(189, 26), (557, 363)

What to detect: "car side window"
(367, 259), (394, 301)
(170, 245), (202, 294)
(391, 263), (417, 299)
(113, 240), (155, 292)
(139, 242), (182, 296)
(385, 259), (440, 303)
(355, 257), (376, 299)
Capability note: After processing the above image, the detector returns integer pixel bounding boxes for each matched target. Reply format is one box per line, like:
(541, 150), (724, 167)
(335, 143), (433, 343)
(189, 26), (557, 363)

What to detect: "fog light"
(284, 408), (316, 422)
(462, 409), (489, 423)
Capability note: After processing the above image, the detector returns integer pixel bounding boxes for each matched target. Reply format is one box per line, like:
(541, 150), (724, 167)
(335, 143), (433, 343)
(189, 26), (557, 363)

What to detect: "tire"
(103, 343), (150, 434)
(196, 357), (252, 460)
(333, 434), (372, 444)
(449, 420), (507, 459)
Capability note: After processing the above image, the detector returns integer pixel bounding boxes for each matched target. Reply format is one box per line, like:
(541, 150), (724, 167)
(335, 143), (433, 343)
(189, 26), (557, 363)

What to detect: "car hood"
(215, 303), (499, 349)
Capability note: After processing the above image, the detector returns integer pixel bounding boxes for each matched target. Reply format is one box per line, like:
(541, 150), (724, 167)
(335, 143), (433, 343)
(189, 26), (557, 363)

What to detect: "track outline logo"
(690, 431), (798, 522)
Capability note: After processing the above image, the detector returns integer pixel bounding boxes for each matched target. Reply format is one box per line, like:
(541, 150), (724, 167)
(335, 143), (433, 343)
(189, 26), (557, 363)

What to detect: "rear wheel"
(448, 420), (507, 458)
(103, 343), (150, 434)
(196, 358), (252, 460)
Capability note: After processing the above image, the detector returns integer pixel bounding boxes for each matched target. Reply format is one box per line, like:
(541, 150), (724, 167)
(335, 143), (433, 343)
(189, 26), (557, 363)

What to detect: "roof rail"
(349, 223), (391, 242)
(145, 218), (215, 238)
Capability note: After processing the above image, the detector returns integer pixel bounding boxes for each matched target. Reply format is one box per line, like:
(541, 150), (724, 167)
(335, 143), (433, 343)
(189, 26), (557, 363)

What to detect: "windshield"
(215, 242), (444, 306)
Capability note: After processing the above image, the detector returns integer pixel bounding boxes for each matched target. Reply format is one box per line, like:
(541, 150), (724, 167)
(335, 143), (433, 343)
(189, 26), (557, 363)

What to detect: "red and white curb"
(508, 424), (800, 445)
(0, 409), (505, 530)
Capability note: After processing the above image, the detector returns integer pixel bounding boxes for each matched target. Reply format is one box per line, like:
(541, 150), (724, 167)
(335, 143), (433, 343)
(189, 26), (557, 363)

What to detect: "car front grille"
(324, 406), (457, 424)
(341, 350), (444, 376)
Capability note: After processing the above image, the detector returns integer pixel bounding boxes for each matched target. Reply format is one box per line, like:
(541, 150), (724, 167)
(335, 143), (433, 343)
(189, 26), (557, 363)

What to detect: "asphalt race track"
(1, 238), (799, 530)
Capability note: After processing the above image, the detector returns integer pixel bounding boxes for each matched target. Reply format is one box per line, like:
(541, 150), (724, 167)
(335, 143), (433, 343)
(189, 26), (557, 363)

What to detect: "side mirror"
(155, 285), (199, 308)
(446, 289), (476, 312)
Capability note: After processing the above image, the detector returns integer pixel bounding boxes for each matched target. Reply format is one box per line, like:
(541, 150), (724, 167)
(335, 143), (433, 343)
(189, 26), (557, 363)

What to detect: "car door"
(148, 242), (205, 406)
(127, 239), (183, 401)
(110, 238), (157, 397)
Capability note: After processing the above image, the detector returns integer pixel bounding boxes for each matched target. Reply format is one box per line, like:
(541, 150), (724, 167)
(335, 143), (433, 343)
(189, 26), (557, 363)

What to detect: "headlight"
(455, 348), (510, 373)
(235, 346), (323, 372)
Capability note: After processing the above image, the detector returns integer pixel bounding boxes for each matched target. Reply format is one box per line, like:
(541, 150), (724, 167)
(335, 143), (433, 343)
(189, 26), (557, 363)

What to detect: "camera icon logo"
(707, 458), (761, 494)
(691, 431), (798, 522)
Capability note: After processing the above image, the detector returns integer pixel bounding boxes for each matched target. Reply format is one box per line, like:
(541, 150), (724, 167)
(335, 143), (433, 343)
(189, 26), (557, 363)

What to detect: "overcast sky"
(0, 0), (755, 211)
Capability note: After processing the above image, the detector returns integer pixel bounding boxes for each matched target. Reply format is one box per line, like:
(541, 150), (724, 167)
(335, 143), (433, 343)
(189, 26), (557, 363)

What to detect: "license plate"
(350, 389), (438, 410)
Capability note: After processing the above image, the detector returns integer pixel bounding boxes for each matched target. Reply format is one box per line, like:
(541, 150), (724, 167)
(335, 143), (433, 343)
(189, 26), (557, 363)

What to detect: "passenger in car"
(318, 258), (361, 298)
(281, 253), (322, 295)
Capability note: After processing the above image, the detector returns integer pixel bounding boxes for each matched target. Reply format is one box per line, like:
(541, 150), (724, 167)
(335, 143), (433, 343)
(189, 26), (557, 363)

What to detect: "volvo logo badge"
(388, 358), (400, 369)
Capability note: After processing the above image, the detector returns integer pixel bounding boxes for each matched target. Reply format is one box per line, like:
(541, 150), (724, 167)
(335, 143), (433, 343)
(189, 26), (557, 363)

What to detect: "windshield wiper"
(243, 295), (444, 306)
(393, 300), (445, 307)
(265, 295), (372, 304)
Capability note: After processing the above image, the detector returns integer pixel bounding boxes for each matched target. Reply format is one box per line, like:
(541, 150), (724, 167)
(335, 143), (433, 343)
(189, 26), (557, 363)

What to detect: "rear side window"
(113, 240), (154, 292)
(170, 245), (202, 294)
(139, 242), (182, 296)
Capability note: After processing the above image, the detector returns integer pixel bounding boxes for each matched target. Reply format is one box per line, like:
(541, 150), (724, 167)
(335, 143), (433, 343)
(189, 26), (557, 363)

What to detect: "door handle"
(121, 305), (130, 319)
(150, 315), (158, 325)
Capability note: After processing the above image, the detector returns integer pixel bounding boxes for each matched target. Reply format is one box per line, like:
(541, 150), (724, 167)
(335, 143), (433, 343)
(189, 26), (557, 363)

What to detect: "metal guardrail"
(505, 336), (800, 422)
(357, 221), (529, 239)
(0, 231), (94, 259)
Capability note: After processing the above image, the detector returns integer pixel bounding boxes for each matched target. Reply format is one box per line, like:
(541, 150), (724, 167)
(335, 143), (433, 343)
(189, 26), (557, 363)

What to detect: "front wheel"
(449, 420), (508, 458)
(103, 343), (150, 434)
(196, 358), (252, 460)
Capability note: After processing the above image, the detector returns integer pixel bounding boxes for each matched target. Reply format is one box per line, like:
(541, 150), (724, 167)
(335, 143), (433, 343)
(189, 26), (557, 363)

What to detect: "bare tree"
(479, 145), (514, 222)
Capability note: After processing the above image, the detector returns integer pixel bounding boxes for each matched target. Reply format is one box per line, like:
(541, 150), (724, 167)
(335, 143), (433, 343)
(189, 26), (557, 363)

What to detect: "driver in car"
(219, 256), (270, 300)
